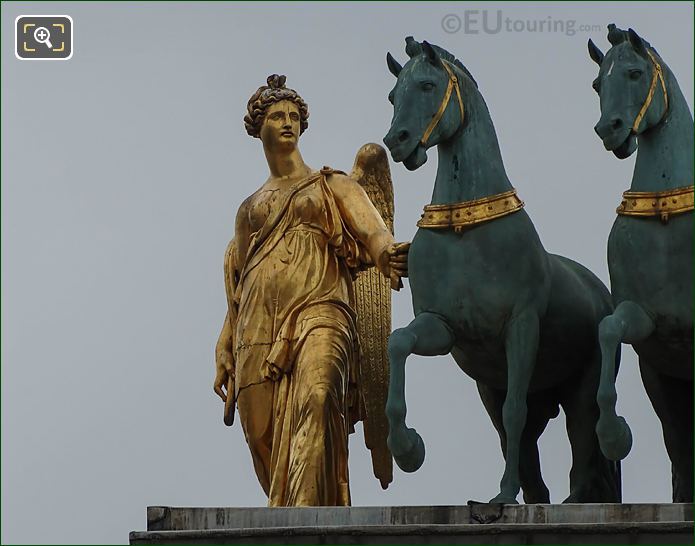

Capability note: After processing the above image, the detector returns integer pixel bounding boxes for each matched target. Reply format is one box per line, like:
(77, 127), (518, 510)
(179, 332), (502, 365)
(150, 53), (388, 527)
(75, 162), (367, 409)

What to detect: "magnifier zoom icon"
(33, 27), (53, 49)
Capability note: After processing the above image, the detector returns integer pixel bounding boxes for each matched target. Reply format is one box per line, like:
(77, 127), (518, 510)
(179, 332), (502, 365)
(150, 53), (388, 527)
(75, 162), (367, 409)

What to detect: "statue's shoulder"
(235, 193), (254, 219)
(320, 166), (349, 181)
(234, 186), (266, 229)
(321, 167), (356, 194)
(237, 179), (272, 213)
(239, 192), (255, 210)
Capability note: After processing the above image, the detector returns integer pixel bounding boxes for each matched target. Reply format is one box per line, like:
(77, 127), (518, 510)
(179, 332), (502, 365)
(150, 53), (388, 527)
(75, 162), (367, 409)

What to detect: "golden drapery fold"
(231, 169), (366, 506)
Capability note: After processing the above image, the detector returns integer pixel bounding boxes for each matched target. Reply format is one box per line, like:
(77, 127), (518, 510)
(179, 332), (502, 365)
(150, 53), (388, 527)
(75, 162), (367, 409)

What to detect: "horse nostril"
(398, 130), (410, 143)
(595, 116), (626, 138)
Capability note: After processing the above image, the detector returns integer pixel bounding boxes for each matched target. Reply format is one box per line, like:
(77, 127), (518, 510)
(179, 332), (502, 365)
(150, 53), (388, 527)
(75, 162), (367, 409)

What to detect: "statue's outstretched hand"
(386, 241), (410, 291)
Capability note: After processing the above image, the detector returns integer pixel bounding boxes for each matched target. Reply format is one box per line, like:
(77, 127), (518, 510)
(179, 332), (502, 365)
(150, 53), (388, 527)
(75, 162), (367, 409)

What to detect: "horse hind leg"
(385, 312), (454, 473)
(490, 309), (540, 504)
(596, 301), (655, 461)
(561, 352), (621, 503)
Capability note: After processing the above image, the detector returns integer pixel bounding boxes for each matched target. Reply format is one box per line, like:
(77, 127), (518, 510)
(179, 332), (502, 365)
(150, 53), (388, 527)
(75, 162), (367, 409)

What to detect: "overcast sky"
(2, 2), (693, 544)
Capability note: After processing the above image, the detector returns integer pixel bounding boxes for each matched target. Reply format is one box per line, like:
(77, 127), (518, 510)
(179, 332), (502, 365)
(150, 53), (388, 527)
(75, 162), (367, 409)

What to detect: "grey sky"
(1, 2), (692, 544)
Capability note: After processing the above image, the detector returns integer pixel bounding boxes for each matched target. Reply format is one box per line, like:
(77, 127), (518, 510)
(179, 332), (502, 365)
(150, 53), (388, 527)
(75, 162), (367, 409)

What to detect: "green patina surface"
(589, 24), (693, 503)
(382, 37), (620, 504)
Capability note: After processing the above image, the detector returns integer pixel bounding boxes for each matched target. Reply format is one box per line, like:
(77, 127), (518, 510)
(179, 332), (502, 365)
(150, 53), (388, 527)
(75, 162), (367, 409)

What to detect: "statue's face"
(260, 100), (301, 152)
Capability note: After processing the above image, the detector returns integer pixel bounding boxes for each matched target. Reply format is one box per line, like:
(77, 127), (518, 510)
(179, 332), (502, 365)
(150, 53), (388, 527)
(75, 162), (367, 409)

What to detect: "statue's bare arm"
(330, 173), (409, 288)
(233, 197), (253, 268)
(213, 197), (252, 402)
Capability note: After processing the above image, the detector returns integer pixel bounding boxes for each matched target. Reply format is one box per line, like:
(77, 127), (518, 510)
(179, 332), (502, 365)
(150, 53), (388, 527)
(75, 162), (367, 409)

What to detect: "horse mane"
(606, 24), (659, 57)
(405, 36), (478, 88)
(432, 44), (479, 89)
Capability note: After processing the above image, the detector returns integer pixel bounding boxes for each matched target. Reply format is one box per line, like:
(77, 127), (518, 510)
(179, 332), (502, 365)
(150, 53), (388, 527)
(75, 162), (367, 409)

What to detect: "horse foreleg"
(386, 312), (454, 473)
(596, 301), (654, 461)
(491, 310), (539, 504)
(478, 383), (554, 504)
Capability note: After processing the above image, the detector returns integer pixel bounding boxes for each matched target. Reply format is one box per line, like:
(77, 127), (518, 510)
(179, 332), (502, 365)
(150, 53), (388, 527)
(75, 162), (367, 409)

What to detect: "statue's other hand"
(214, 349), (234, 402)
(384, 241), (410, 291)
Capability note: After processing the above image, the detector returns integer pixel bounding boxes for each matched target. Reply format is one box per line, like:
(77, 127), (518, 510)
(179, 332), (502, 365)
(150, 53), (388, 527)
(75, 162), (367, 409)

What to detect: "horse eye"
(592, 79), (601, 93)
(388, 91), (394, 104)
(629, 69), (643, 80)
(421, 82), (435, 91)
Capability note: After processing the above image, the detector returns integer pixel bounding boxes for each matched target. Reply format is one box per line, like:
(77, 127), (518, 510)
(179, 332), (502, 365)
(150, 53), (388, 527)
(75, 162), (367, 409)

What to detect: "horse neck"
(632, 68), (694, 191)
(431, 85), (513, 205)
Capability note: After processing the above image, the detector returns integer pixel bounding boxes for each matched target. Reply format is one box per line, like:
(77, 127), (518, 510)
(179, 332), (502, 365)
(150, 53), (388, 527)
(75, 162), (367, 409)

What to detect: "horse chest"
(407, 227), (539, 336)
(608, 214), (693, 329)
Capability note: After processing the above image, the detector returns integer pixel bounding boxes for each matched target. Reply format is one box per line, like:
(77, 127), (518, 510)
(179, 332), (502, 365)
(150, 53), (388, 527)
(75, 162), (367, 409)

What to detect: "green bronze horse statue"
(382, 37), (620, 504)
(588, 25), (693, 502)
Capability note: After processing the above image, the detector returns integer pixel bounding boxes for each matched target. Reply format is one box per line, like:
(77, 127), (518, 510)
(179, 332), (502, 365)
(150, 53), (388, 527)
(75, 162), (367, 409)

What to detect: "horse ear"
(386, 52), (403, 77)
(421, 40), (439, 65)
(587, 39), (604, 66)
(628, 28), (648, 58)
(607, 23), (626, 46)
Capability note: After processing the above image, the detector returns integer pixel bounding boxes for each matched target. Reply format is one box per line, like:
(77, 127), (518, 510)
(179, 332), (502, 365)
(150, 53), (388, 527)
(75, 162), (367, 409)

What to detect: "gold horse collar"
(417, 189), (524, 232)
(617, 185), (694, 223)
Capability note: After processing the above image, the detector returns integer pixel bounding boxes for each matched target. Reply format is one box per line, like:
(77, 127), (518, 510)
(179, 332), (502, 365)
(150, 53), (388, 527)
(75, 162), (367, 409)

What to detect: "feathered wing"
(350, 143), (394, 490)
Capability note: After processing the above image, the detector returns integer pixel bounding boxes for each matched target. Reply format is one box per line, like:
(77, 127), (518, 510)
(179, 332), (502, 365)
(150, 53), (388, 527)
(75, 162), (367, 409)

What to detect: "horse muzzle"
(594, 115), (637, 159)
(383, 130), (428, 170)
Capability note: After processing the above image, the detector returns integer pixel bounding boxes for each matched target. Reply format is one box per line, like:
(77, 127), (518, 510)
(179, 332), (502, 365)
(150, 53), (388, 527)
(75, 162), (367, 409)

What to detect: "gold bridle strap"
(617, 185), (693, 224)
(632, 50), (668, 133)
(420, 60), (465, 147)
(417, 189), (524, 233)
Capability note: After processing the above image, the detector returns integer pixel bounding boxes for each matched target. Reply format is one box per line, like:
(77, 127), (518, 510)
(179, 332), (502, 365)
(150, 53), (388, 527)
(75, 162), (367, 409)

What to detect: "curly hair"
(244, 74), (309, 138)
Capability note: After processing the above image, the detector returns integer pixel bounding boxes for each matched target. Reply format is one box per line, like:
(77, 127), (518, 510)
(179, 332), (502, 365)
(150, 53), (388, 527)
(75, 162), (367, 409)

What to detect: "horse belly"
(451, 341), (579, 392)
(451, 343), (508, 388)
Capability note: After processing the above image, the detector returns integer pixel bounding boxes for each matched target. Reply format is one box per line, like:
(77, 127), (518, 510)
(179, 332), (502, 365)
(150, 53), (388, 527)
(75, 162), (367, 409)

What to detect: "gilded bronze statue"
(213, 75), (409, 506)
(589, 25), (693, 502)
(382, 37), (620, 504)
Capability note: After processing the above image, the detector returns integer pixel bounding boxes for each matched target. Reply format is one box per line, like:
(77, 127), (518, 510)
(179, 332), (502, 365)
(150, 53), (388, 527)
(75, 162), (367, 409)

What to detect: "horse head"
(383, 37), (476, 171)
(588, 24), (669, 159)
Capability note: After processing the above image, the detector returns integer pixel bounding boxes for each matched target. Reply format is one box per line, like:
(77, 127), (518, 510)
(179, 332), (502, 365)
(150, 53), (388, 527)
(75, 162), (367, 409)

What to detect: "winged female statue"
(213, 74), (409, 506)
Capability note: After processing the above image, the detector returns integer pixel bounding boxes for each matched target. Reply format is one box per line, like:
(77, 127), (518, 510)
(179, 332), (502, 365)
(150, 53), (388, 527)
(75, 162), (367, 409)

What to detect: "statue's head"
(588, 25), (667, 159)
(244, 74), (310, 151)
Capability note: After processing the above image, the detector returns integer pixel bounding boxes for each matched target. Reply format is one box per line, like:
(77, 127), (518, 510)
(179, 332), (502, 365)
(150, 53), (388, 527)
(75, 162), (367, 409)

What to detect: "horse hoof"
(596, 415), (633, 461)
(488, 493), (518, 505)
(389, 427), (425, 473)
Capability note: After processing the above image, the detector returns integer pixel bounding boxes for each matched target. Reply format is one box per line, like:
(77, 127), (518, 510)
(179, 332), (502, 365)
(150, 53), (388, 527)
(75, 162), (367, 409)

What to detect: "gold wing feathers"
(350, 143), (394, 490)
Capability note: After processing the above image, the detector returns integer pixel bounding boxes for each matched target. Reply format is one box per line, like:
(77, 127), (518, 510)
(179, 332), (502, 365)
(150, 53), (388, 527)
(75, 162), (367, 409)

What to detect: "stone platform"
(129, 503), (694, 544)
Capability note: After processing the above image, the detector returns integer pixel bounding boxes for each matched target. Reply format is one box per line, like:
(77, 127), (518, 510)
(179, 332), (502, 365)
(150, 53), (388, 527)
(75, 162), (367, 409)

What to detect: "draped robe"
(232, 169), (368, 506)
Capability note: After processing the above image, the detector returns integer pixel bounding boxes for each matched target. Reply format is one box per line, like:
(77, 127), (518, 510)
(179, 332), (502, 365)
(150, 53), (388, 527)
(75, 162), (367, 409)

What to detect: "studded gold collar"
(417, 189), (524, 233)
(617, 185), (694, 223)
